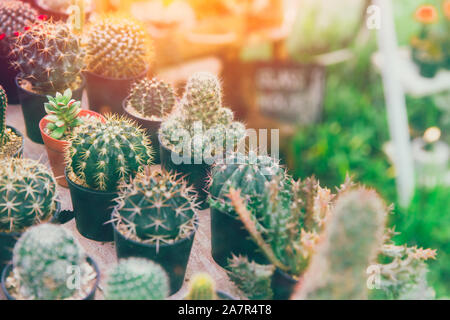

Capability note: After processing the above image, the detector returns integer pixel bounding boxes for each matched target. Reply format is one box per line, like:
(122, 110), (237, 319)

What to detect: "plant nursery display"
(65, 115), (152, 241)
(1, 223), (99, 300)
(112, 169), (198, 294)
(0, 85), (23, 159)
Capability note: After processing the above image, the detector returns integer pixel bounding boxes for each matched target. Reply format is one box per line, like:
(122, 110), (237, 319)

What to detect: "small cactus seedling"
(0, 85), (22, 159)
(0, 158), (57, 233)
(186, 273), (217, 300)
(86, 16), (152, 79)
(12, 224), (87, 300)
(66, 115), (153, 192)
(113, 169), (198, 248)
(105, 258), (169, 300)
(126, 77), (176, 120)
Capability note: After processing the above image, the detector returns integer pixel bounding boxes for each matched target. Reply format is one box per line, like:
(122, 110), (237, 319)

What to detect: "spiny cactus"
(12, 20), (85, 94)
(292, 188), (387, 300)
(44, 89), (84, 140)
(12, 224), (87, 300)
(86, 16), (151, 79)
(126, 78), (176, 120)
(113, 169), (198, 248)
(0, 0), (38, 55)
(186, 273), (217, 300)
(105, 258), (169, 300)
(0, 158), (57, 233)
(66, 115), (153, 192)
(0, 85), (10, 146)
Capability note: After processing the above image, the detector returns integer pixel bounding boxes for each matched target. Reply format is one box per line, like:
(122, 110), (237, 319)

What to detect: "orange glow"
(443, 0), (450, 20)
(414, 5), (439, 24)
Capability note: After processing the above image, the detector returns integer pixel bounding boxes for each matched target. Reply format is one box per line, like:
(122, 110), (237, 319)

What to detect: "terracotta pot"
(39, 110), (105, 187)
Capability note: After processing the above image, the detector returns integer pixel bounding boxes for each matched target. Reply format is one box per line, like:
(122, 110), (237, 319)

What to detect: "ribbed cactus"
(186, 273), (217, 300)
(126, 78), (176, 120)
(66, 115), (153, 192)
(113, 170), (198, 246)
(86, 16), (151, 79)
(12, 20), (85, 94)
(105, 258), (169, 300)
(12, 224), (87, 300)
(0, 158), (57, 233)
(292, 188), (387, 300)
(0, 85), (10, 146)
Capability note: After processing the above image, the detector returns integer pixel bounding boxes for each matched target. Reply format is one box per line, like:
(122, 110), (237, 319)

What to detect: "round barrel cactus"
(0, 158), (57, 233)
(66, 116), (153, 192)
(186, 273), (217, 300)
(105, 258), (169, 300)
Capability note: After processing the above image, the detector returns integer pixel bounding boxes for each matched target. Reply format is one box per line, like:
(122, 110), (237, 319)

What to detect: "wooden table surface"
(1, 100), (242, 300)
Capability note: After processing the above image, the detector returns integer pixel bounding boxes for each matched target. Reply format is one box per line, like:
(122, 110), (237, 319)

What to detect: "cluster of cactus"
(0, 0), (37, 55)
(0, 158), (57, 233)
(65, 115), (153, 192)
(159, 72), (246, 157)
(105, 258), (169, 300)
(12, 20), (85, 94)
(44, 89), (84, 140)
(86, 16), (151, 79)
(126, 77), (176, 120)
(12, 224), (87, 300)
(113, 169), (198, 247)
(186, 273), (217, 300)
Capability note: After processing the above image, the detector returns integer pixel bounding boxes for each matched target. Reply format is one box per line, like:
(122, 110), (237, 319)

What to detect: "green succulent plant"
(186, 273), (217, 300)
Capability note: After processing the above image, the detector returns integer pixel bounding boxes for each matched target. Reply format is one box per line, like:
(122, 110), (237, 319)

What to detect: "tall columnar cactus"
(186, 273), (217, 300)
(66, 115), (152, 192)
(0, 85), (10, 146)
(292, 188), (387, 300)
(113, 170), (198, 247)
(0, 158), (57, 233)
(105, 258), (169, 300)
(86, 16), (151, 79)
(12, 224), (87, 300)
(12, 20), (85, 94)
(126, 78), (176, 120)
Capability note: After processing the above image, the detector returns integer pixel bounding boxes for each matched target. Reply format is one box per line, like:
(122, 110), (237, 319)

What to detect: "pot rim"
(274, 267), (297, 283)
(64, 167), (118, 196)
(84, 65), (150, 82)
(122, 97), (163, 125)
(15, 73), (86, 98)
(1, 255), (100, 300)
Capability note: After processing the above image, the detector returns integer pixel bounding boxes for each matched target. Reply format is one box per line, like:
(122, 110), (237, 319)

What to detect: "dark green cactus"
(126, 77), (176, 120)
(0, 158), (57, 233)
(12, 20), (85, 94)
(66, 115), (153, 192)
(0, 85), (9, 146)
(185, 273), (217, 300)
(113, 170), (198, 246)
(105, 258), (169, 300)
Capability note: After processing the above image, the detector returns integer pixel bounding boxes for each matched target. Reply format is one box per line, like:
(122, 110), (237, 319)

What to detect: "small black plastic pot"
(0, 54), (19, 104)
(418, 61), (440, 78)
(15, 75), (85, 144)
(65, 169), (115, 242)
(271, 268), (297, 300)
(159, 139), (212, 210)
(113, 219), (197, 295)
(7, 125), (24, 158)
(123, 99), (162, 164)
(217, 291), (236, 300)
(85, 68), (148, 116)
(211, 207), (267, 268)
(1, 256), (100, 300)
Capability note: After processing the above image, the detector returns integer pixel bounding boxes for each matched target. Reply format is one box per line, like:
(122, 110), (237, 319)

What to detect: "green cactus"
(44, 89), (84, 140)
(11, 20), (85, 95)
(126, 77), (176, 120)
(0, 158), (57, 233)
(105, 257), (169, 300)
(86, 16), (151, 79)
(292, 188), (387, 300)
(186, 273), (217, 300)
(0, 85), (10, 146)
(12, 223), (87, 300)
(113, 169), (198, 247)
(66, 115), (153, 192)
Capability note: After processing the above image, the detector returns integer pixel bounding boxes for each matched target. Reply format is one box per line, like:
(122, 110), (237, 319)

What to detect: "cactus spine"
(186, 273), (217, 300)
(105, 258), (169, 300)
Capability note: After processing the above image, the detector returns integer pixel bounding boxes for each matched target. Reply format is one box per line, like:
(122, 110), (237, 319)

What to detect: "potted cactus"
(208, 152), (286, 267)
(0, 0), (38, 104)
(0, 158), (60, 272)
(104, 258), (169, 300)
(0, 85), (24, 159)
(34, 0), (92, 22)
(1, 224), (100, 300)
(112, 169), (199, 294)
(185, 273), (235, 300)
(159, 72), (246, 208)
(39, 89), (104, 187)
(11, 19), (85, 144)
(84, 16), (152, 115)
(123, 77), (176, 164)
(65, 115), (153, 242)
